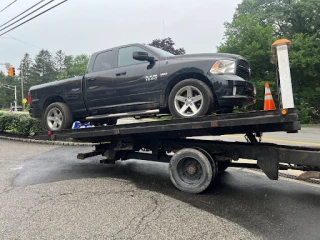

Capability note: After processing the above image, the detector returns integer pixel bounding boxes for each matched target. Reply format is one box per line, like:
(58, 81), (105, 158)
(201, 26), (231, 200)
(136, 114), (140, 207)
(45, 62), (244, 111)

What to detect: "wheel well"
(163, 72), (216, 108)
(42, 96), (66, 114)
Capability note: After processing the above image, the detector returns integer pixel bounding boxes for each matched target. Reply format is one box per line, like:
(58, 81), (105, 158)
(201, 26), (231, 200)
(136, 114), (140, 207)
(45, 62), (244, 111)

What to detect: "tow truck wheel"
(169, 148), (217, 193)
(43, 102), (73, 131)
(168, 79), (213, 118)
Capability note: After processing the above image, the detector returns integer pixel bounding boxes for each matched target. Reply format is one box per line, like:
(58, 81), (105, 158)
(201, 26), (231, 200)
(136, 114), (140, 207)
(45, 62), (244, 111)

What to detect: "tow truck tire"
(43, 102), (73, 131)
(169, 148), (216, 193)
(168, 79), (213, 118)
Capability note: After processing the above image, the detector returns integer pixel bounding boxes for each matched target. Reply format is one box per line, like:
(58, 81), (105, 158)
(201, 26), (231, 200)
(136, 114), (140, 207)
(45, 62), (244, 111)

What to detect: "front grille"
(236, 59), (250, 80)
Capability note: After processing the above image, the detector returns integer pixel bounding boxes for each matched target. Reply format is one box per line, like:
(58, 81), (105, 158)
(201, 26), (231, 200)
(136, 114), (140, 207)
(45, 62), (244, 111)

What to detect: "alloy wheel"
(174, 86), (204, 117)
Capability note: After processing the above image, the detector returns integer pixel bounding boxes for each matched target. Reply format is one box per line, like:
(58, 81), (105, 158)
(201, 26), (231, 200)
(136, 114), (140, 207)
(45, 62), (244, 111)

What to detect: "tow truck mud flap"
(257, 148), (279, 180)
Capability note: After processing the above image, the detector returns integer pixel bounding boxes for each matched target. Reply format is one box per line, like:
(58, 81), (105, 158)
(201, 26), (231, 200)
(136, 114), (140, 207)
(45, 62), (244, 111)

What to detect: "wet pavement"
(12, 144), (320, 240)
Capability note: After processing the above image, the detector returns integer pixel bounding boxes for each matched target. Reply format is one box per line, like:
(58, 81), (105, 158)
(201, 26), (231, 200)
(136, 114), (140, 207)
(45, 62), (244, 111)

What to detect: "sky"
(0, 0), (242, 73)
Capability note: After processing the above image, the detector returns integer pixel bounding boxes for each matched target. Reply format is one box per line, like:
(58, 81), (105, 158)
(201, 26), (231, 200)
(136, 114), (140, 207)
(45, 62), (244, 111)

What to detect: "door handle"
(87, 77), (96, 81)
(116, 72), (126, 76)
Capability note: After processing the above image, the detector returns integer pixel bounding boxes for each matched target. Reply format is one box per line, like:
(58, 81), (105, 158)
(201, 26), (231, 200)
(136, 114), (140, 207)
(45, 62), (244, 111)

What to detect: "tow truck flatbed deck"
(35, 108), (300, 142)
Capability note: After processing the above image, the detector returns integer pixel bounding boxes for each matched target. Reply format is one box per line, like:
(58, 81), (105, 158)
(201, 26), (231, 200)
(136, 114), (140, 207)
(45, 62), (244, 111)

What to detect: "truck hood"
(29, 76), (83, 91)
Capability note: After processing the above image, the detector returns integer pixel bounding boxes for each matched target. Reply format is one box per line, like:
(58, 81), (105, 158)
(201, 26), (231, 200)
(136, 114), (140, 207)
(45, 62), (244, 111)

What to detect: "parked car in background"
(11, 105), (23, 111)
(28, 44), (256, 131)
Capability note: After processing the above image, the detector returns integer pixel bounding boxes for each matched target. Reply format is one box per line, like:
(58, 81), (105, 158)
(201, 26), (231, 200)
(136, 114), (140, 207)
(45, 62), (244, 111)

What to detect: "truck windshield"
(146, 45), (175, 57)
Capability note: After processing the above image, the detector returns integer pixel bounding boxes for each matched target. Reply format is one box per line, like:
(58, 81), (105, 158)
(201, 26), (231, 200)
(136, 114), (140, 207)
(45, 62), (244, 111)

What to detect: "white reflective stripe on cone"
(265, 88), (272, 94)
(265, 95), (273, 100)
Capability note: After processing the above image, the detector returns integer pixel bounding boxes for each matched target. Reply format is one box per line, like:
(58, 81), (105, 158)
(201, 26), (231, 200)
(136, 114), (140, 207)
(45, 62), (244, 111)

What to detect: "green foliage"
(29, 50), (58, 86)
(0, 114), (42, 136)
(296, 101), (313, 124)
(0, 71), (19, 109)
(0, 49), (89, 109)
(218, 0), (320, 122)
(149, 37), (186, 55)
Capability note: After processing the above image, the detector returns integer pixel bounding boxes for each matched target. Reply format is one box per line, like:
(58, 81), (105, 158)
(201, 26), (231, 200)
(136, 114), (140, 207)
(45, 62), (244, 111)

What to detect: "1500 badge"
(145, 75), (158, 81)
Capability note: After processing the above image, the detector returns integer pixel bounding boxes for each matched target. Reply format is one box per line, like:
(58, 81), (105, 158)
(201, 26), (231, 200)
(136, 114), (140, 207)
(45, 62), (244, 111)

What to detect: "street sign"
(23, 98), (27, 104)
(5, 63), (10, 69)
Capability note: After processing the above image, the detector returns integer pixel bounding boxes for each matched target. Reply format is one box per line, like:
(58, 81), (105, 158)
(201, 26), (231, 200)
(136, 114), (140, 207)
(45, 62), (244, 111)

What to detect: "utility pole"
(20, 63), (24, 111)
(14, 85), (17, 112)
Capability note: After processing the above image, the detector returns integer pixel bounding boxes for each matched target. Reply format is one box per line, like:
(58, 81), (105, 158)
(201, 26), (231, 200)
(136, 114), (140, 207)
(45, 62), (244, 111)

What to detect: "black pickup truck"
(28, 43), (255, 131)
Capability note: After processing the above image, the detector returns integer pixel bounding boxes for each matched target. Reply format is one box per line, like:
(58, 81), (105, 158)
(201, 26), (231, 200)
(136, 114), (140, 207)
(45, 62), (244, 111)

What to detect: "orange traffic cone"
(264, 82), (276, 110)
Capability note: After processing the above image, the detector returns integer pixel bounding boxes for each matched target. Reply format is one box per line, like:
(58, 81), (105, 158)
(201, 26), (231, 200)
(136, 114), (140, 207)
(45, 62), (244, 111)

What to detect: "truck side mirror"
(133, 51), (155, 63)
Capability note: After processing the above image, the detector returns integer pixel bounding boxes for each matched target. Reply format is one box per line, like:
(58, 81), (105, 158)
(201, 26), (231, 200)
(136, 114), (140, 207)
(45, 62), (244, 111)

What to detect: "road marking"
(223, 135), (320, 146)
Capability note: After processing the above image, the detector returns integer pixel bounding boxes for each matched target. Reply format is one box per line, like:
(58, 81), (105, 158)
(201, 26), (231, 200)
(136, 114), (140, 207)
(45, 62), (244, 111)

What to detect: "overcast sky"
(0, 0), (242, 71)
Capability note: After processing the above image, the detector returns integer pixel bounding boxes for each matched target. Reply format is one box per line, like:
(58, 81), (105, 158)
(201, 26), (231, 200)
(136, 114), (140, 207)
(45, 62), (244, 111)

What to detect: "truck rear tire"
(169, 148), (217, 193)
(43, 102), (73, 131)
(168, 79), (213, 118)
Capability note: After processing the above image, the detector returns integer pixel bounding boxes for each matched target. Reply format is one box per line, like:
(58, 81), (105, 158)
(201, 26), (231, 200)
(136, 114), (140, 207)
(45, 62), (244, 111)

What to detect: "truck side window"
(118, 46), (150, 67)
(92, 50), (115, 72)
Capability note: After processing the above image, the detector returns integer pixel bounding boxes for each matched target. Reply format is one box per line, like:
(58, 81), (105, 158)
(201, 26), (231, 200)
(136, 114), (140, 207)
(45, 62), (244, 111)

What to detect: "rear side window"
(118, 46), (150, 67)
(92, 50), (115, 72)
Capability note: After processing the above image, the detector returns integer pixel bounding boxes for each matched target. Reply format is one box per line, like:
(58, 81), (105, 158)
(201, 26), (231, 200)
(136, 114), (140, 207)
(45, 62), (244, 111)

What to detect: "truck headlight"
(210, 60), (236, 74)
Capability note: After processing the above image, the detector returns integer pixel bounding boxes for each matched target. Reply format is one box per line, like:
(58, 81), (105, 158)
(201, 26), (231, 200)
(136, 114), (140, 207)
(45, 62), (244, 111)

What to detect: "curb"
(0, 135), (96, 146)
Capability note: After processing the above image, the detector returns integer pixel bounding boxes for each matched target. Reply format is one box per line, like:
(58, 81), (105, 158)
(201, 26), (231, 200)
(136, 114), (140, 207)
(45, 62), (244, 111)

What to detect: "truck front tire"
(43, 102), (73, 131)
(168, 79), (213, 118)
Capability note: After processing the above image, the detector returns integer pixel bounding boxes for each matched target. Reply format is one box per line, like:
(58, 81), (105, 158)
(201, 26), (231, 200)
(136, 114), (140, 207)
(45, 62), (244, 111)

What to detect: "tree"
(19, 53), (32, 109)
(69, 54), (89, 76)
(55, 50), (66, 73)
(0, 50), (90, 109)
(29, 50), (58, 86)
(218, 0), (320, 122)
(0, 72), (19, 108)
(149, 37), (185, 55)
(57, 54), (89, 79)
(218, 15), (276, 110)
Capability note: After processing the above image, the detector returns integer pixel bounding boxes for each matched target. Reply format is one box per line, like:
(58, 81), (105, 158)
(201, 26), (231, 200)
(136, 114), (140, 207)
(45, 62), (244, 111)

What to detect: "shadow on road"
(14, 146), (320, 240)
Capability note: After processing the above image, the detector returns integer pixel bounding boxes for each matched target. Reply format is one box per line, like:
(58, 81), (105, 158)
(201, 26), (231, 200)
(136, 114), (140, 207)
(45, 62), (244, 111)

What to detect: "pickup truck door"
(84, 49), (116, 115)
(112, 45), (161, 109)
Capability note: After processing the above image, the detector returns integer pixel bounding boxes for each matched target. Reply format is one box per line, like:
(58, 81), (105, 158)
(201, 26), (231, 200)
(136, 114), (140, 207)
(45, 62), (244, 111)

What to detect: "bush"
(296, 100), (315, 124)
(0, 114), (42, 136)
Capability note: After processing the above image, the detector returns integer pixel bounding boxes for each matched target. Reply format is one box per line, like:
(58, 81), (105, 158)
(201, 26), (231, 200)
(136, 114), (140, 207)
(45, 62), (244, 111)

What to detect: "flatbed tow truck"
(33, 39), (320, 193)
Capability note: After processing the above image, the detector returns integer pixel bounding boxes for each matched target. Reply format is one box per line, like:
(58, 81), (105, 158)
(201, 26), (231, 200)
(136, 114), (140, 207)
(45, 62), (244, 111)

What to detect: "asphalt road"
(0, 126), (319, 240)
(193, 126), (320, 147)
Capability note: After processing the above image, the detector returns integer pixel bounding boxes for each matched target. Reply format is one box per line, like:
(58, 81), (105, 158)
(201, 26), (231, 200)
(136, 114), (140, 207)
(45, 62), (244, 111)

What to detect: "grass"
(301, 123), (320, 127)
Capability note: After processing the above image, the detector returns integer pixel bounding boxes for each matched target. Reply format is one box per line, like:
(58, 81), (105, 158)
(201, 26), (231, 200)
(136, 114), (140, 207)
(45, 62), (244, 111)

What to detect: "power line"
(0, 0), (17, 14)
(0, 0), (45, 29)
(5, 34), (41, 49)
(0, 0), (55, 33)
(0, 0), (68, 37)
